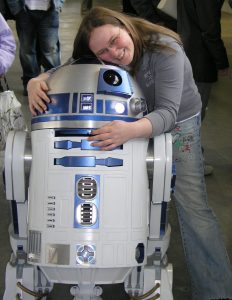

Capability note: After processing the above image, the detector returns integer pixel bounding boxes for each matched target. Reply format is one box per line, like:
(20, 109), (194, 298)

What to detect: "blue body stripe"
(32, 114), (138, 124)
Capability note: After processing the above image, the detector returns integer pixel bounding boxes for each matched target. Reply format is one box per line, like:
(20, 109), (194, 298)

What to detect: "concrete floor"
(0, 1), (231, 299)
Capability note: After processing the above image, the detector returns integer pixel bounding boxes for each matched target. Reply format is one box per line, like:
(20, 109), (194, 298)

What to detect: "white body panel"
(27, 129), (149, 283)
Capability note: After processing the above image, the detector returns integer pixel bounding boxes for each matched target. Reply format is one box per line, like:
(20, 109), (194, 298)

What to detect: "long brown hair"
(72, 6), (182, 73)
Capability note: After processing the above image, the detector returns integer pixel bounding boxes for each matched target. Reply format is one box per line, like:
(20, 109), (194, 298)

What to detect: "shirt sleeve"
(0, 14), (16, 76)
(144, 43), (185, 136)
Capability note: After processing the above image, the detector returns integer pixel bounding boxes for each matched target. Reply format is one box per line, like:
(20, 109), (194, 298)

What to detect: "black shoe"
(204, 163), (214, 176)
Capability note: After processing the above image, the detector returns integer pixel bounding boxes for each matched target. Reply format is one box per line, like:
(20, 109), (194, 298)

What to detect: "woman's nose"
(108, 47), (119, 57)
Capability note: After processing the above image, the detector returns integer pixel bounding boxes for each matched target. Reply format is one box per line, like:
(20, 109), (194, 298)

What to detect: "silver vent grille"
(27, 230), (41, 263)
(77, 177), (97, 200)
(76, 203), (97, 226)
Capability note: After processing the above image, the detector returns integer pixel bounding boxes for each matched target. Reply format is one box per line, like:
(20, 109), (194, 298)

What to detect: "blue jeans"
(15, 8), (61, 86)
(171, 114), (232, 300)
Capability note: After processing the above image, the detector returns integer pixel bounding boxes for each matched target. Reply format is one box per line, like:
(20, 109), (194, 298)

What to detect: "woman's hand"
(27, 73), (51, 115)
(88, 120), (134, 150)
(88, 118), (152, 151)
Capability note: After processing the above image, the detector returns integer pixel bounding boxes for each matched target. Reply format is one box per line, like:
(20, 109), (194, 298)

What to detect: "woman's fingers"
(28, 78), (51, 115)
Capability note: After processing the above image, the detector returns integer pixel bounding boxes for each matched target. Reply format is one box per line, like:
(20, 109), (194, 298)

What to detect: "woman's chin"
(120, 54), (133, 66)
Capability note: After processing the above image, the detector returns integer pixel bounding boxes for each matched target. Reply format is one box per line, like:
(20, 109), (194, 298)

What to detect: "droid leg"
(143, 263), (173, 300)
(125, 133), (173, 299)
(70, 284), (103, 300)
(3, 251), (53, 300)
(144, 133), (173, 300)
(124, 262), (173, 300)
(4, 131), (53, 299)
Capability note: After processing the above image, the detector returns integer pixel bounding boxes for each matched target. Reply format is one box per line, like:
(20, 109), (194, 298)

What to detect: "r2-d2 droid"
(4, 57), (173, 300)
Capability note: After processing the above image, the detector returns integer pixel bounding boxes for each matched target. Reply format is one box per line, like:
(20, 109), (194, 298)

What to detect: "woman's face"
(89, 24), (134, 66)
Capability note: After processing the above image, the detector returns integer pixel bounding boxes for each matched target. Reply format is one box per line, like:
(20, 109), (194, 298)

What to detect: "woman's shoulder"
(140, 35), (185, 74)
(157, 34), (183, 51)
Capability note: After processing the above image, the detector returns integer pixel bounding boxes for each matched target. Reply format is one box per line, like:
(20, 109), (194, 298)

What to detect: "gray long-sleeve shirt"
(136, 35), (202, 136)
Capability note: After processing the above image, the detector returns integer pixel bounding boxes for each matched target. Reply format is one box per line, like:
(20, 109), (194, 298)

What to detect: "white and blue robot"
(3, 58), (173, 300)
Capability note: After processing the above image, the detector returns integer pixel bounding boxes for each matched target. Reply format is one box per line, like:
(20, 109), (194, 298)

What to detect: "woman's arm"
(140, 40), (185, 136)
(27, 72), (51, 115)
(88, 117), (152, 151)
(27, 59), (74, 115)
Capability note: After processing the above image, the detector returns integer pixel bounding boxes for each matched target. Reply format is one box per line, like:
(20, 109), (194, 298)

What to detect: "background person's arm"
(0, 13), (16, 76)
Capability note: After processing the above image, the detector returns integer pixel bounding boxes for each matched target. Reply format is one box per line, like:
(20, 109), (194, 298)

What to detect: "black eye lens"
(103, 70), (122, 86)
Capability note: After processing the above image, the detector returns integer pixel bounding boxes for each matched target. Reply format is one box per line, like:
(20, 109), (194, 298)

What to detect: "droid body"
(4, 60), (173, 300)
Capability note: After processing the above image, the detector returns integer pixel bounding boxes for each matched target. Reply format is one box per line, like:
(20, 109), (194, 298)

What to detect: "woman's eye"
(98, 49), (108, 56)
(111, 37), (118, 46)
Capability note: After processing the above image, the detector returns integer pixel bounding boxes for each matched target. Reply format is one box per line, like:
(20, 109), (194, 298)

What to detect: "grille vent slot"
(77, 177), (97, 200)
(76, 203), (97, 226)
(27, 230), (41, 263)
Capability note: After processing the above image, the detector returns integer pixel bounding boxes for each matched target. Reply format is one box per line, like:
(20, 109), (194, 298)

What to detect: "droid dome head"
(31, 56), (147, 131)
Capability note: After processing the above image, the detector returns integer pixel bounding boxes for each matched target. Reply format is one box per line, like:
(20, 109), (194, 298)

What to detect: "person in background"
(122, 0), (137, 15)
(27, 7), (232, 299)
(0, 13), (16, 90)
(177, 0), (229, 120)
(6, 0), (64, 96)
(177, 0), (230, 175)
(124, 0), (177, 31)
(81, 0), (92, 15)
